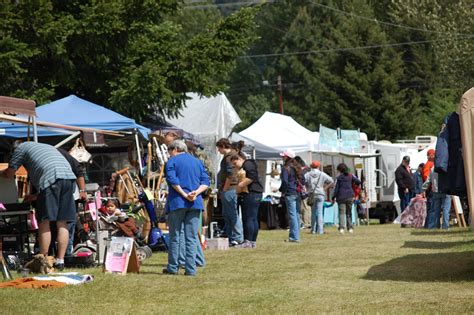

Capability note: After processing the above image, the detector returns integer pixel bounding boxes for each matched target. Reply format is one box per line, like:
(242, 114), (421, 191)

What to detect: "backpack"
(350, 174), (361, 198)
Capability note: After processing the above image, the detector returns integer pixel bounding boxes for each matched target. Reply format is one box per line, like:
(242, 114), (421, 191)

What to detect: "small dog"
(24, 254), (55, 274)
(236, 169), (249, 194)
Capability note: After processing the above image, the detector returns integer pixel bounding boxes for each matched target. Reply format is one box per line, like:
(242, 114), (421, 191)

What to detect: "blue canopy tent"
(0, 95), (150, 138)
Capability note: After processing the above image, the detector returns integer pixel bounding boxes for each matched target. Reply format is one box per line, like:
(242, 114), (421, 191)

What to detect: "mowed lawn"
(2, 224), (474, 314)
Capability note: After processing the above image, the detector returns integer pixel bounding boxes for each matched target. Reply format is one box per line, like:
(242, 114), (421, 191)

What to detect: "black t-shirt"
(242, 159), (263, 193)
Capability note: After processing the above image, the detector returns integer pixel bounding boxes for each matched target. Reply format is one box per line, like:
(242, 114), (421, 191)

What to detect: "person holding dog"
(230, 152), (264, 249)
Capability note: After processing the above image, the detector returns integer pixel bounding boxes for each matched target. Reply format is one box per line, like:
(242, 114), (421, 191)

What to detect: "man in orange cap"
(304, 160), (334, 234)
(422, 149), (435, 182)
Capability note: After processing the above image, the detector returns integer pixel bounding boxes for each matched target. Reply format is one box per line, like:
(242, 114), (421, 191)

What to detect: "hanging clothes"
(436, 112), (467, 196)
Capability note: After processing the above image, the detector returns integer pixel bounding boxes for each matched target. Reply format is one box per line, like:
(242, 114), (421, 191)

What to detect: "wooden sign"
(452, 196), (467, 228)
(103, 237), (140, 275)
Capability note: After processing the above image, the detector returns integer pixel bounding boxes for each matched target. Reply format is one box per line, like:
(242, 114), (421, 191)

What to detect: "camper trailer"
(364, 139), (436, 223)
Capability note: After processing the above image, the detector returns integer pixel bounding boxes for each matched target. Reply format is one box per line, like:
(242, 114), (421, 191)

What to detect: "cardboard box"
(206, 237), (229, 250)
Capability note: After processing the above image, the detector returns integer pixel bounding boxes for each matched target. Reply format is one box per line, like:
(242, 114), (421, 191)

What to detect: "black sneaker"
(54, 263), (65, 271)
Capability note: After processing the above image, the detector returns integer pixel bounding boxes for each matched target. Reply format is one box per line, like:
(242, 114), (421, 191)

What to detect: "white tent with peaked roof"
(237, 111), (317, 158)
(166, 92), (241, 175)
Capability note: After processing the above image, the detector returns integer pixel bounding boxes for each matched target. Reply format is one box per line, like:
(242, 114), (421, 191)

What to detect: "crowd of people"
(0, 134), (407, 278)
(395, 149), (452, 229)
(163, 136), (367, 276)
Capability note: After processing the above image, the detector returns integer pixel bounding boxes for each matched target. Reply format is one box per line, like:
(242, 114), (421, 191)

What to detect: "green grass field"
(2, 224), (474, 314)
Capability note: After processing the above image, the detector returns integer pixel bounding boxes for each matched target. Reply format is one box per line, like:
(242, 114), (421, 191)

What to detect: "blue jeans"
(167, 208), (200, 275)
(428, 192), (451, 229)
(311, 195), (325, 234)
(221, 189), (243, 243)
(178, 223), (206, 267)
(338, 198), (354, 230)
(285, 195), (300, 241)
(442, 195), (452, 229)
(398, 190), (411, 213)
(241, 192), (262, 242)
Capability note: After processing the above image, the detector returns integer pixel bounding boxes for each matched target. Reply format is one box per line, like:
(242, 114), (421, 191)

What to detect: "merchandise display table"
(0, 208), (33, 256)
(322, 202), (357, 226)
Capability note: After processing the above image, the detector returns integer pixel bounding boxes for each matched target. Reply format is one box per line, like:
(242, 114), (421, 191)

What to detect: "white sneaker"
(348, 228), (354, 234)
(339, 229), (345, 234)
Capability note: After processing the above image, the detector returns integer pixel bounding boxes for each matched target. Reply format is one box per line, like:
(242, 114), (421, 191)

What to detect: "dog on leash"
(24, 254), (55, 274)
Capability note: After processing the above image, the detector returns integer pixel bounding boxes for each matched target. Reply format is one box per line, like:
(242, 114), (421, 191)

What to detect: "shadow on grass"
(411, 229), (469, 236)
(363, 251), (474, 282)
(138, 271), (168, 275)
(140, 263), (166, 267)
(401, 240), (474, 250)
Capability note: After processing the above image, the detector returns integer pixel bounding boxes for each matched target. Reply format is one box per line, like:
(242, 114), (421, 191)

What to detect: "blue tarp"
(0, 95), (150, 138)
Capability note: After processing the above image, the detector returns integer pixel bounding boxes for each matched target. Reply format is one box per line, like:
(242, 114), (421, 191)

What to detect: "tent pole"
(54, 131), (81, 148)
(32, 116), (38, 142)
(135, 132), (143, 176)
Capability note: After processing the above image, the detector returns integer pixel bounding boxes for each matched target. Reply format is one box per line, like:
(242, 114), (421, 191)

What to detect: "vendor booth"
(0, 95), (152, 186)
(0, 96), (38, 272)
(0, 94), (149, 139)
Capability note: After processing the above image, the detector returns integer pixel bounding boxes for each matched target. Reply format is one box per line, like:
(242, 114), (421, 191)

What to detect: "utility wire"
(309, 1), (473, 37)
(239, 36), (474, 59)
(183, 0), (276, 10)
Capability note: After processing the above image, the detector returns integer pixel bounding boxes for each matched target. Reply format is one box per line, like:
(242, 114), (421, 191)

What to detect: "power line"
(183, 0), (276, 10)
(239, 36), (474, 59)
(309, 1), (473, 37)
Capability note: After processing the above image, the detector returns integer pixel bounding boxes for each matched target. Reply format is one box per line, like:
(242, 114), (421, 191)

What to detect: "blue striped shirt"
(9, 142), (76, 191)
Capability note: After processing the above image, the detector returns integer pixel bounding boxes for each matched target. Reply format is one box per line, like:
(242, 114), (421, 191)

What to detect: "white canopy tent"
(236, 111), (369, 160)
(166, 92), (241, 176)
(238, 111), (317, 159)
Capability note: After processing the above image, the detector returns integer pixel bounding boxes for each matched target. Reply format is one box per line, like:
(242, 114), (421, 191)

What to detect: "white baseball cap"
(279, 149), (296, 159)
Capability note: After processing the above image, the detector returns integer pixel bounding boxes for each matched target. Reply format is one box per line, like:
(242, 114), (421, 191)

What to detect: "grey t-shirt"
(304, 169), (333, 197)
(9, 142), (76, 191)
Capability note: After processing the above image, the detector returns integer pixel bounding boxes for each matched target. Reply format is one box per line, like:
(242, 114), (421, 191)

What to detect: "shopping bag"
(69, 138), (92, 163)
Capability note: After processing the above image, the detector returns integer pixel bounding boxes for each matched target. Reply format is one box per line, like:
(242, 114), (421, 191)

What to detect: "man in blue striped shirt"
(2, 142), (76, 269)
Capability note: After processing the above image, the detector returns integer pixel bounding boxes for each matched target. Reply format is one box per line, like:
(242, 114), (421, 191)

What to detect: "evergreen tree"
(0, 1), (258, 120)
(261, 0), (418, 140)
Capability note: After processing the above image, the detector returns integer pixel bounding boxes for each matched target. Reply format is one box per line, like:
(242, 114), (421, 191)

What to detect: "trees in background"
(1, 0), (472, 140)
(0, 1), (258, 119)
(226, 0), (473, 140)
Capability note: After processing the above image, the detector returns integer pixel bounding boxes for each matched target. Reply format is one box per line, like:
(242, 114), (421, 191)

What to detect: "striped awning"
(0, 96), (36, 116)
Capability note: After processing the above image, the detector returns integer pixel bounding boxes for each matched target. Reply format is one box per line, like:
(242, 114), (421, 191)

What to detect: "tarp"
(0, 95), (150, 138)
(458, 87), (474, 229)
(166, 92), (241, 172)
(166, 92), (240, 142)
(238, 112), (316, 155)
(340, 129), (361, 149)
(319, 125), (338, 149)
